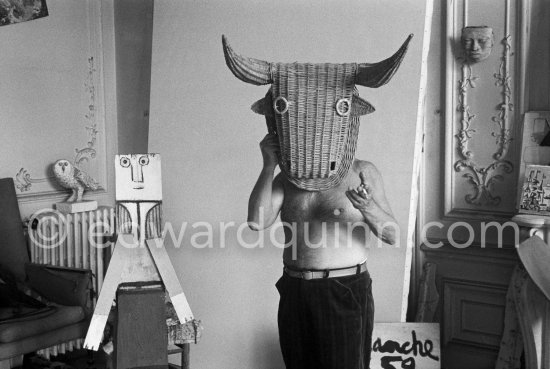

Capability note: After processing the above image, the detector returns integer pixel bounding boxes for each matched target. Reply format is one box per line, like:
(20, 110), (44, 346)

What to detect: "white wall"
(0, 0), (118, 218)
(149, 1), (427, 368)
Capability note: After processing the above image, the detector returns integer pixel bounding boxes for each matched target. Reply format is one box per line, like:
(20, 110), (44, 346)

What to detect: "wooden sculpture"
(84, 154), (194, 351)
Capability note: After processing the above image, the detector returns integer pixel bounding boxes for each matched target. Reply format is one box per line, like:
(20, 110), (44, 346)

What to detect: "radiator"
(28, 206), (115, 359)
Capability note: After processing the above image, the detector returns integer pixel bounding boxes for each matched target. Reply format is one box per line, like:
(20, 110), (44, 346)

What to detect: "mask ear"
(351, 95), (375, 116)
(250, 91), (274, 116)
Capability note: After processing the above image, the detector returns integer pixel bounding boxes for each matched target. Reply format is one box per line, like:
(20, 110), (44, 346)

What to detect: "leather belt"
(283, 261), (367, 280)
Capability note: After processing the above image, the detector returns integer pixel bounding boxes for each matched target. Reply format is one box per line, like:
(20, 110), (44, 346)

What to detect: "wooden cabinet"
(420, 246), (517, 368)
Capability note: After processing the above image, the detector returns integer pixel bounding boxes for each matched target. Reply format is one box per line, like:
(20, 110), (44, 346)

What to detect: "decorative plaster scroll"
(15, 168), (50, 192)
(452, 0), (515, 207)
(75, 56), (99, 166)
(454, 46), (514, 206)
(492, 35), (514, 161)
(455, 64), (478, 160)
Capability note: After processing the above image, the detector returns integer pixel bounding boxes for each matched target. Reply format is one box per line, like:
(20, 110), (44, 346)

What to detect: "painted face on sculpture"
(461, 26), (494, 63)
(115, 154), (162, 201)
(222, 34), (412, 190)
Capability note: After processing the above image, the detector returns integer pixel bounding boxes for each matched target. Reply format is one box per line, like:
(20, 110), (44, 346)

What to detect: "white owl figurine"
(53, 159), (99, 202)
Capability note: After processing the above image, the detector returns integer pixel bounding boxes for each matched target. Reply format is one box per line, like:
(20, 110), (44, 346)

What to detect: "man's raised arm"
(248, 134), (284, 230)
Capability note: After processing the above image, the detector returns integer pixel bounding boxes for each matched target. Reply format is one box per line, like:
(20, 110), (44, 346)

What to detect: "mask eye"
(335, 98), (351, 117)
(138, 156), (149, 166)
(120, 157), (131, 168)
(273, 96), (290, 115)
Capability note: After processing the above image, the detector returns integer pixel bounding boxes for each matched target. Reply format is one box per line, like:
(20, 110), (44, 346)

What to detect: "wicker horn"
(351, 95), (375, 116)
(356, 34), (414, 88)
(222, 35), (272, 85)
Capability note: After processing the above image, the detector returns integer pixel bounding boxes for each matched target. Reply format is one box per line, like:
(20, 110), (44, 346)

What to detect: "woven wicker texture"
(272, 63), (359, 191)
(222, 34), (413, 191)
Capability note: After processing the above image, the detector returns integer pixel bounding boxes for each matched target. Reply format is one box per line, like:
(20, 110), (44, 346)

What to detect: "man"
(222, 34), (411, 369)
(248, 132), (396, 369)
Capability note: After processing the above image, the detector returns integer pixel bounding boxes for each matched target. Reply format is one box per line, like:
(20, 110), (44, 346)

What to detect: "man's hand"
(249, 134), (285, 230)
(260, 134), (280, 169)
(346, 171), (374, 211)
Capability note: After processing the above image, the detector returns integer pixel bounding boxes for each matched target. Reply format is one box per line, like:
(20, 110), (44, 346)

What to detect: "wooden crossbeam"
(147, 238), (194, 323)
(84, 234), (193, 350)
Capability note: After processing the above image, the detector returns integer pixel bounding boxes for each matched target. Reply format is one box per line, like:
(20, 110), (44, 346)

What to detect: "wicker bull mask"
(223, 34), (413, 191)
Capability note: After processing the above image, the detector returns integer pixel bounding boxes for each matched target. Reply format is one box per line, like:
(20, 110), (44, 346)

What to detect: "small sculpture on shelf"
(461, 26), (494, 63)
(53, 159), (98, 202)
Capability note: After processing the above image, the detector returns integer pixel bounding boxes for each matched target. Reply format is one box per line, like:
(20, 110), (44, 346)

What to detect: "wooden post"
(172, 344), (191, 369)
(115, 283), (168, 369)
(147, 238), (193, 323)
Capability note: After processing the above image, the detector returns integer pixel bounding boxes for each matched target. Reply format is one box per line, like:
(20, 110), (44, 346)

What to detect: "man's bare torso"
(279, 160), (375, 270)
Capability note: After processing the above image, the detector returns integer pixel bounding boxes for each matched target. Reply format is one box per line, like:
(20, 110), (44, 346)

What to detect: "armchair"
(0, 178), (93, 369)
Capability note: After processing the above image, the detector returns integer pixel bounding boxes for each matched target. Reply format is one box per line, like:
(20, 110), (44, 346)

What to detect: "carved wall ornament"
(15, 168), (51, 192)
(74, 56), (99, 166)
(454, 29), (514, 206)
(492, 35), (514, 160)
(461, 26), (494, 63)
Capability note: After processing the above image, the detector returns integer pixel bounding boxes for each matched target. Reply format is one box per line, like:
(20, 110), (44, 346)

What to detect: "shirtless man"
(248, 133), (398, 369)
(221, 33), (410, 369)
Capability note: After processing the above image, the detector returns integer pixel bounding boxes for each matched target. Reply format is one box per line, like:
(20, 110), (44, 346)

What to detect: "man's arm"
(248, 134), (284, 230)
(346, 161), (398, 245)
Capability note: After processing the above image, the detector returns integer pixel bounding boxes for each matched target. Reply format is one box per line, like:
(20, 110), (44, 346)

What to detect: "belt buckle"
(301, 271), (314, 280)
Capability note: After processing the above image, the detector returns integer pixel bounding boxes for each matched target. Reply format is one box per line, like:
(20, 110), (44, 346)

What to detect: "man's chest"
(280, 178), (363, 222)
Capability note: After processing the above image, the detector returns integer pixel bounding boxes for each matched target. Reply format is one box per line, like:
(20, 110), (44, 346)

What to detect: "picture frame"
(0, 0), (48, 26)
(519, 164), (550, 216)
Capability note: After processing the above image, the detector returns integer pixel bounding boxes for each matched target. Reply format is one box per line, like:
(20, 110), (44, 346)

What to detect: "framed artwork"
(0, 0), (48, 26)
(515, 112), (550, 212)
(519, 164), (550, 215)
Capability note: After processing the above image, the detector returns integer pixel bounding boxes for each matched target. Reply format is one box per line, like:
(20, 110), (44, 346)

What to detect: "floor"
(18, 350), (184, 369)
(17, 350), (109, 369)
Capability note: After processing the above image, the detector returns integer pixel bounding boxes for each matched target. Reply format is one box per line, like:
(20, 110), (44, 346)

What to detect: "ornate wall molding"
(15, 168), (50, 192)
(444, 0), (526, 218)
(11, 0), (108, 200)
(74, 56), (99, 167)
(453, 33), (514, 206)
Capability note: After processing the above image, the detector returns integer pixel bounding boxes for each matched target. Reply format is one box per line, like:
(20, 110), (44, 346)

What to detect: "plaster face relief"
(115, 154), (162, 201)
(461, 26), (494, 63)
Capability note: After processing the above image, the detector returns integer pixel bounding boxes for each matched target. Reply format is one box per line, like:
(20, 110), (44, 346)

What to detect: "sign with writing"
(371, 323), (440, 369)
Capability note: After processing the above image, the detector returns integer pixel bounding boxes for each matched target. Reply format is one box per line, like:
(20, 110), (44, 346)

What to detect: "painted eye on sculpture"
(335, 98), (351, 117)
(120, 157), (131, 168)
(138, 156), (149, 166)
(273, 96), (290, 115)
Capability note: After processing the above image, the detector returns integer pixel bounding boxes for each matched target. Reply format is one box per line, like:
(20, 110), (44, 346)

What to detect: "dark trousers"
(276, 270), (374, 369)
